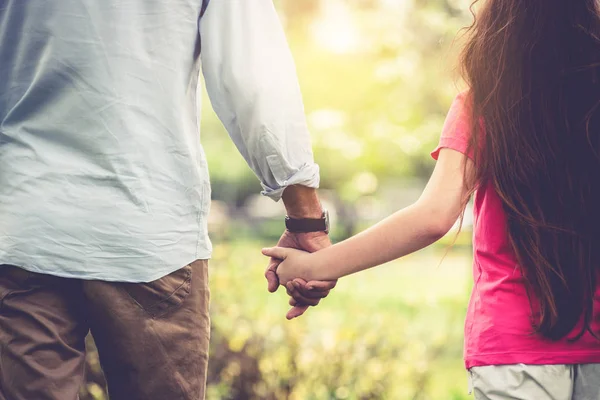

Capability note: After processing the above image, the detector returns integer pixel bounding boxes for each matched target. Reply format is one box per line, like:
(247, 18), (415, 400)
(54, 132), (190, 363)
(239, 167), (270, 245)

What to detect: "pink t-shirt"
(432, 92), (600, 369)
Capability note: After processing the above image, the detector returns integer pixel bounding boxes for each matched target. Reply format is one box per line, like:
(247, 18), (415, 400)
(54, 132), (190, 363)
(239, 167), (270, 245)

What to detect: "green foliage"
(202, 0), (472, 204)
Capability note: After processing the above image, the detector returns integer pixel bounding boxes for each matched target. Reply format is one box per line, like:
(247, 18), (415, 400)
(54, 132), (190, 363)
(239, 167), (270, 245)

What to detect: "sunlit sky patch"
(311, 0), (361, 54)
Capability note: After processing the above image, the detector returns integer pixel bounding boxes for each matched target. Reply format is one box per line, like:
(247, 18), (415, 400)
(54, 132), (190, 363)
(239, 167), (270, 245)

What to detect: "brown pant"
(0, 261), (210, 400)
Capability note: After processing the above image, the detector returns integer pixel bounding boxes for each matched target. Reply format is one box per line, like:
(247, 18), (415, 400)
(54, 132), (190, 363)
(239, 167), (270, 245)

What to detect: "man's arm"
(199, 0), (336, 318)
(282, 186), (323, 219)
(200, 0), (319, 200)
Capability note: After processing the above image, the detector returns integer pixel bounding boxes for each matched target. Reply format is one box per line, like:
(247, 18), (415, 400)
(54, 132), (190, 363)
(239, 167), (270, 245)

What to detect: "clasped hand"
(264, 230), (336, 319)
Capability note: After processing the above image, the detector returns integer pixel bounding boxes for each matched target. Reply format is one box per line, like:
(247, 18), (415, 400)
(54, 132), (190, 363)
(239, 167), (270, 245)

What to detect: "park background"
(82, 0), (475, 399)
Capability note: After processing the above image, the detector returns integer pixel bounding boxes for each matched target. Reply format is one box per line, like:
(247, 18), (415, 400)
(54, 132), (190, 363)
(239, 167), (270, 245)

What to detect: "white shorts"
(468, 364), (600, 400)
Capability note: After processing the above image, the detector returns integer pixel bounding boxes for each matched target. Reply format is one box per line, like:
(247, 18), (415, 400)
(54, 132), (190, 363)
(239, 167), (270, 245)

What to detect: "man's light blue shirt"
(0, 0), (319, 282)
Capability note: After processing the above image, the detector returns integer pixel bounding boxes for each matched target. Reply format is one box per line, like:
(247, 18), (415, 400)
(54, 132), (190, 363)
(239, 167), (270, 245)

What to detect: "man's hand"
(265, 230), (337, 319)
(267, 185), (337, 319)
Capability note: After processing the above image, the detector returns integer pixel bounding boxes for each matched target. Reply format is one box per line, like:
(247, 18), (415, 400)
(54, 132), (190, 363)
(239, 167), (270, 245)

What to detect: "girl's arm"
(263, 148), (474, 282)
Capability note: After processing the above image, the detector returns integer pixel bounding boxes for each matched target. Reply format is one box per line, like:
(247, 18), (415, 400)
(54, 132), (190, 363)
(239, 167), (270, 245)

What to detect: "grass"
(207, 239), (473, 399)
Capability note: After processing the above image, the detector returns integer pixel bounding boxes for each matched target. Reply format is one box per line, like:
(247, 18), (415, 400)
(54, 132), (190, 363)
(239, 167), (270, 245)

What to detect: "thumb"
(262, 247), (288, 260)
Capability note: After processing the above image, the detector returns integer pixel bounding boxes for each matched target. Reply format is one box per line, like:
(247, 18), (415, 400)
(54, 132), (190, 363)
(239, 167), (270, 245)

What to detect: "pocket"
(467, 369), (475, 396)
(120, 264), (192, 318)
(0, 265), (35, 307)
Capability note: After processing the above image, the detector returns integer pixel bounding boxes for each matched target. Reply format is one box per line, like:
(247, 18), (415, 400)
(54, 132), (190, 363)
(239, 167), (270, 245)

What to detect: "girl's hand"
(262, 247), (315, 286)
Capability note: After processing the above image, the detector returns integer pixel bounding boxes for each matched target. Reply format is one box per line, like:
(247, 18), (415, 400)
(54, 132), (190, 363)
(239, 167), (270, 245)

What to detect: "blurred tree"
(201, 0), (471, 211)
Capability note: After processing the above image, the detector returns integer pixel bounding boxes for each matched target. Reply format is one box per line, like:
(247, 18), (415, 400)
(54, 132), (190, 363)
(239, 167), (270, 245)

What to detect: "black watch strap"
(285, 211), (329, 233)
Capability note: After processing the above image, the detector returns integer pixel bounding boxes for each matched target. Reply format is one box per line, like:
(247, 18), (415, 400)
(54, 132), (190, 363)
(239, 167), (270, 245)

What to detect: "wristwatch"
(285, 210), (330, 234)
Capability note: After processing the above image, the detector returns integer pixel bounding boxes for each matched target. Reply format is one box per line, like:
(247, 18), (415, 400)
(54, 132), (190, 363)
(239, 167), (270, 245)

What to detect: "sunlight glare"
(311, 0), (361, 54)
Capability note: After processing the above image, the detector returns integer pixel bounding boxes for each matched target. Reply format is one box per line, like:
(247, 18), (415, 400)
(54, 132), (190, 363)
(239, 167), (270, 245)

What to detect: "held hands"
(264, 230), (337, 320)
(262, 246), (316, 286)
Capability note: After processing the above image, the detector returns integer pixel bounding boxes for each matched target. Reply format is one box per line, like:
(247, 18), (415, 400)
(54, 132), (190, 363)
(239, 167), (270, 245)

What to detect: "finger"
(265, 259), (281, 293)
(286, 282), (329, 306)
(288, 282), (330, 299)
(286, 285), (317, 307)
(290, 279), (331, 299)
(285, 281), (295, 297)
(268, 258), (281, 272)
(303, 279), (337, 291)
(298, 288), (331, 299)
(292, 278), (308, 286)
(289, 290), (321, 306)
(261, 247), (288, 260)
(285, 282), (309, 298)
(287, 304), (309, 320)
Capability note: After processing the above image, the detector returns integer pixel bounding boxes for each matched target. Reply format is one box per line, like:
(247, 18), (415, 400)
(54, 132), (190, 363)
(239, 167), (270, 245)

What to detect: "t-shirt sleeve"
(431, 91), (474, 161)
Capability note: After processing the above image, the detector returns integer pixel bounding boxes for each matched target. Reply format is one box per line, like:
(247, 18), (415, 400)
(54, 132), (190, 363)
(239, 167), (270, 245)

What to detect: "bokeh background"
(81, 0), (475, 399)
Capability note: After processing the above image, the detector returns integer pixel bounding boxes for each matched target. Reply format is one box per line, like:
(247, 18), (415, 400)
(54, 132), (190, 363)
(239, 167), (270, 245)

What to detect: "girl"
(262, 0), (600, 398)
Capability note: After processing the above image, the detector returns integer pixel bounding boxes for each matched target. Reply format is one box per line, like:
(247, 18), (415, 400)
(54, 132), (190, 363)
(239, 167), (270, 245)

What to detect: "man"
(0, 1), (335, 399)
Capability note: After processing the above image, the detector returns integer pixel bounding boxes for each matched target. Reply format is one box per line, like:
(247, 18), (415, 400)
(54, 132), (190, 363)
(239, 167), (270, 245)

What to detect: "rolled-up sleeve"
(200, 0), (320, 201)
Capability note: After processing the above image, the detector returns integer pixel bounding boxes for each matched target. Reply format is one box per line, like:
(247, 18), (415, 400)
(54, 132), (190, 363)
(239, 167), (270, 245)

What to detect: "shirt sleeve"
(431, 91), (474, 161)
(199, 0), (320, 201)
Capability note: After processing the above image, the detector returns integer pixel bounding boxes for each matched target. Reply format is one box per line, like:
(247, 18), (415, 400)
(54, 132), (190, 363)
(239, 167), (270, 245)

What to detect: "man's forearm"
(282, 185), (323, 219)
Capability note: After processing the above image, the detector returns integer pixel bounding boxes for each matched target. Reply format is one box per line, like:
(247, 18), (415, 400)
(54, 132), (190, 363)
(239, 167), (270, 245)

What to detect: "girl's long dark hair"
(461, 0), (600, 340)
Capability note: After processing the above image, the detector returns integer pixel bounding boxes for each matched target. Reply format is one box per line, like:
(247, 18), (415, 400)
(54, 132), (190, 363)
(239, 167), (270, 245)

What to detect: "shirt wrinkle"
(0, 0), (319, 282)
